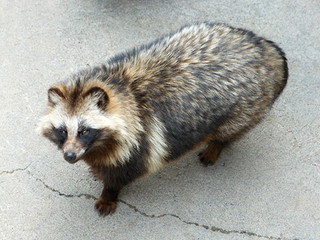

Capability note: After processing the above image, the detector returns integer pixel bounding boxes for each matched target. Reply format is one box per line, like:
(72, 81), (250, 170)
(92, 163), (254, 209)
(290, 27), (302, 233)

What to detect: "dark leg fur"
(95, 184), (120, 216)
(90, 140), (148, 216)
(198, 141), (226, 167)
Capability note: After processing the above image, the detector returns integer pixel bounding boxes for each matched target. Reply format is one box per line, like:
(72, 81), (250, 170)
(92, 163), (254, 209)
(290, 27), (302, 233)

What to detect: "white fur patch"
(100, 114), (143, 166)
(146, 116), (168, 173)
(38, 109), (79, 136)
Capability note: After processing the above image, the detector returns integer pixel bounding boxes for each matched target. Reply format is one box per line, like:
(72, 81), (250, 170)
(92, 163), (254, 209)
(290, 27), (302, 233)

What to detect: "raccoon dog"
(38, 22), (288, 216)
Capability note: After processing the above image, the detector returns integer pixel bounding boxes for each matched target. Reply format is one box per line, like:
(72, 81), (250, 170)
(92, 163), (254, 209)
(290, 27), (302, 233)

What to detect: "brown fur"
(38, 22), (288, 216)
(199, 141), (225, 167)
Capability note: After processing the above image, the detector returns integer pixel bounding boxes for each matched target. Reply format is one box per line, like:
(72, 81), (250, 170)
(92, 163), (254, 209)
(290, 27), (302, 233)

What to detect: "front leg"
(90, 141), (148, 216)
(95, 184), (120, 216)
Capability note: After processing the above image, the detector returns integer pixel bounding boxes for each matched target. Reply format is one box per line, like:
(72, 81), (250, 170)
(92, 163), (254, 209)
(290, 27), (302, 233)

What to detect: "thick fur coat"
(38, 22), (288, 216)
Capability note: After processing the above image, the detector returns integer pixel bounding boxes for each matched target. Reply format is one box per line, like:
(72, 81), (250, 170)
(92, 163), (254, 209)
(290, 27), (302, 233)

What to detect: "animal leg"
(198, 141), (225, 167)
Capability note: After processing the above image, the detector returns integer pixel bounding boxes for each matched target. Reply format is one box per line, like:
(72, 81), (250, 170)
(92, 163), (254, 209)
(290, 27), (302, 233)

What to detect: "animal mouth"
(65, 157), (80, 164)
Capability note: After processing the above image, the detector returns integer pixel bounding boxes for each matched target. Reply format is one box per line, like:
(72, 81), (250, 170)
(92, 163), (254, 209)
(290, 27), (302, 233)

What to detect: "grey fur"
(38, 22), (288, 216)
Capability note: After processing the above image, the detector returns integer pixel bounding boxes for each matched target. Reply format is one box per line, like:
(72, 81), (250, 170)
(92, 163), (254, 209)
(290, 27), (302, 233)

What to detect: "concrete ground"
(1, 1), (319, 239)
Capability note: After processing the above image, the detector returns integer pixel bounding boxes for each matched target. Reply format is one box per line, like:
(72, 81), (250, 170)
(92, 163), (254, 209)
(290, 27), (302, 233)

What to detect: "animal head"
(37, 78), (141, 166)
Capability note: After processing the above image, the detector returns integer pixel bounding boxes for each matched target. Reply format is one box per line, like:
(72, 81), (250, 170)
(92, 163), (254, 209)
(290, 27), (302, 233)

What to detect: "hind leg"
(198, 141), (226, 167)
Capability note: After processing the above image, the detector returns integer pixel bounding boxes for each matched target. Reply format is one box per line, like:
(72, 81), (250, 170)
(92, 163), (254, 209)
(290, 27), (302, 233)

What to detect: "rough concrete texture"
(0, 0), (319, 239)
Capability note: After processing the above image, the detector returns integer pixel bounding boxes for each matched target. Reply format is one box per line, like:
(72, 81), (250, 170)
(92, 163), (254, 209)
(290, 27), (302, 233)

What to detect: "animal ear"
(48, 86), (65, 105)
(83, 86), (109, 110)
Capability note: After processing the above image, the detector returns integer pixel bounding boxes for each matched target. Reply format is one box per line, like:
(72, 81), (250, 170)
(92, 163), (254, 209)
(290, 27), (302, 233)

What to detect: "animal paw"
(94, 198), (117, 216)
(198, 151), (216, 167)
(198, 141), (226, 167)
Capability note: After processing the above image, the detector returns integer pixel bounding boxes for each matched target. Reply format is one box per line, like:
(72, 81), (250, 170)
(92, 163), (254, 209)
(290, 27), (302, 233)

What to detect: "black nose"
(64, 152), (77, 162)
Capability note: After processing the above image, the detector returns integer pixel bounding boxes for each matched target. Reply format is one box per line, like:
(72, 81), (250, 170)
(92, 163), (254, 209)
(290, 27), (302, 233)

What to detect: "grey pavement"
(1, 1), (319, 239)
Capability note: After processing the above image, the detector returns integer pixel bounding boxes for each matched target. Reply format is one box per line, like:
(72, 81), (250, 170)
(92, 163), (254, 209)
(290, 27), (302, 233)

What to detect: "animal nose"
(64, 152), (77, 163)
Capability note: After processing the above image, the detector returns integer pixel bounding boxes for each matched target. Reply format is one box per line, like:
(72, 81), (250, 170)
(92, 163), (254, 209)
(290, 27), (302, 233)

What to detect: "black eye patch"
(53, 126), (68, 147)
(77, 127), (101, 147)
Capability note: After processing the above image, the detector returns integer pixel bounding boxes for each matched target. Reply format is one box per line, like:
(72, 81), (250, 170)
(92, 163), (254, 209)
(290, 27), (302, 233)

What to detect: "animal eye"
(59, 129), (67, 135)
(80, 129), (90, 136)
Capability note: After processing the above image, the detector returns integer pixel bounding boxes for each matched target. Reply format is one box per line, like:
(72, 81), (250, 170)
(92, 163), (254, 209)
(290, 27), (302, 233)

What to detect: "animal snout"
(64, 152), (77, 163)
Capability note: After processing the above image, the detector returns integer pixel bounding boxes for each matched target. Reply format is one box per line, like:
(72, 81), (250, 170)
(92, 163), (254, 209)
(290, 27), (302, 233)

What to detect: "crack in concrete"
(0, 164), (31, 175)
(25, 170), (299, 240)
(27, 170), (97, 200)
(118, 200), (298, 240)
